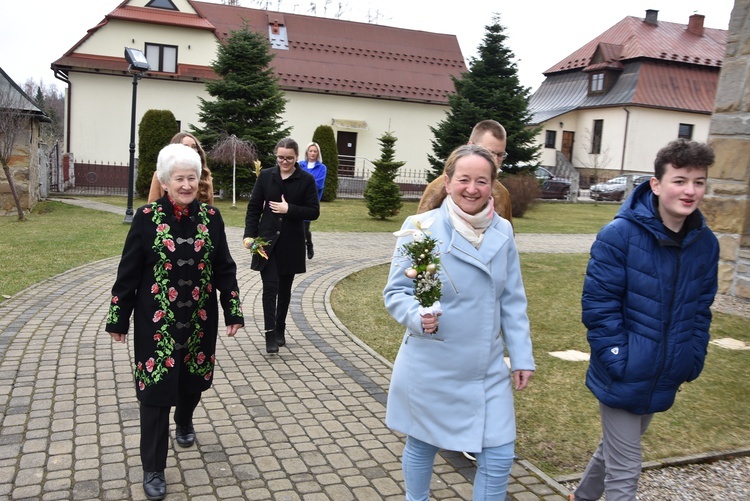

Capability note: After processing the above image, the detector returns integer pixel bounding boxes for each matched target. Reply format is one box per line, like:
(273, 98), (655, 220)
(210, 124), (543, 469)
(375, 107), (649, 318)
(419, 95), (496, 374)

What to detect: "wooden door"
(561, 131), (575, 162)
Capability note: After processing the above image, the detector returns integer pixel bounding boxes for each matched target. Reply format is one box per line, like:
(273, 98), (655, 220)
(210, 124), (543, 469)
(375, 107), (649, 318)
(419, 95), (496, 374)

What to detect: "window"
(678, 123), (694, 140)
(590, 72), (604, 93)
(146, 0), (178, 10)
(544, 130), (557, 148)
(145, 43), (178, 73)
(592, 120), (603, 155)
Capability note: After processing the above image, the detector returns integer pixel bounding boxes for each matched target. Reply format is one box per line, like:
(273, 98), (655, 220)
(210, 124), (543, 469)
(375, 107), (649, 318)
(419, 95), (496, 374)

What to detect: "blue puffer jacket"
(582, 181), (719, 415)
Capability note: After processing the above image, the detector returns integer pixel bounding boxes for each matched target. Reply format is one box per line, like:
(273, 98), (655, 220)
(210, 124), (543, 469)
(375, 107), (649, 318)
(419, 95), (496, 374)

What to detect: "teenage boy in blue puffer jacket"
(571, 139), (719, 501)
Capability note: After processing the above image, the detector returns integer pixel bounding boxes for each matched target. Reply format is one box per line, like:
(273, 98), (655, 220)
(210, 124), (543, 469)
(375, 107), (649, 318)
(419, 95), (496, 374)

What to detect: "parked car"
(535, 166), (573, 200)
(632, 174), (652, 188)
(589, 175), (629, 201)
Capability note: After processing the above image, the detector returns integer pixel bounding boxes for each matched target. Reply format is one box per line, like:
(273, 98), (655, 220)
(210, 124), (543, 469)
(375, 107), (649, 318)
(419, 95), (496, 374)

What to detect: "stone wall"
(0, 120), (41, 214)
(705, 0), (750, 298)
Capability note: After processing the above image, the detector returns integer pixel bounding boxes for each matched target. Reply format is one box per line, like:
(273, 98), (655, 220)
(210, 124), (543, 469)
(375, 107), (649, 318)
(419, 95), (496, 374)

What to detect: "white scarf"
(444, 195), (494, 248)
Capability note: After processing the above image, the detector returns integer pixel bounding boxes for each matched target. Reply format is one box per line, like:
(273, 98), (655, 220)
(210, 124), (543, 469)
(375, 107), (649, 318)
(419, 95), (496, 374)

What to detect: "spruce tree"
(311, 125), (338, 202)
(136, 109), (178, 197)
(192, 24), (290, 194)
(364, 131), (404, 220)
(427, 14), (540, 181)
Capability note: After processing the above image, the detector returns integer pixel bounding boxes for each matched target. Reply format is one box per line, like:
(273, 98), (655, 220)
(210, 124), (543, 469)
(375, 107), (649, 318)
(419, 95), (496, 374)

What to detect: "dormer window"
(146, 0), (178, 10)
(590, 72), (604, 93)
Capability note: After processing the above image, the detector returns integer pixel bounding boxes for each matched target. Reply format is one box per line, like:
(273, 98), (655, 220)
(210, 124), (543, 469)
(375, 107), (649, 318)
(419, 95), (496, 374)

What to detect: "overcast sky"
(0, 0), (735, 94)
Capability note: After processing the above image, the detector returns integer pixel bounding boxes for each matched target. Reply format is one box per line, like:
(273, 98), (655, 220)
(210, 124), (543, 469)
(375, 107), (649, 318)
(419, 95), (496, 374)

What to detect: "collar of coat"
(415, 203), (514, 269)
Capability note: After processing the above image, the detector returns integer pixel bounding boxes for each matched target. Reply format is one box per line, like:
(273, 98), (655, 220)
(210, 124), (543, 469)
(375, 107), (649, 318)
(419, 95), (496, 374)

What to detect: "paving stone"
(0, 223), (576, 500)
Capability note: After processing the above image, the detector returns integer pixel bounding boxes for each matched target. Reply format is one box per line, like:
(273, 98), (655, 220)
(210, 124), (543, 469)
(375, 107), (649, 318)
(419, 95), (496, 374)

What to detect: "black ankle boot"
(265, 330), (279, 354)
(276, 328), (286, 347)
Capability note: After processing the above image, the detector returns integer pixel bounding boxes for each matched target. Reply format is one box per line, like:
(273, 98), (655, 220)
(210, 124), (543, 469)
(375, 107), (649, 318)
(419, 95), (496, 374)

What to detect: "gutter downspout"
(621, 107), (630, 173)
(53, 69), (71, 153)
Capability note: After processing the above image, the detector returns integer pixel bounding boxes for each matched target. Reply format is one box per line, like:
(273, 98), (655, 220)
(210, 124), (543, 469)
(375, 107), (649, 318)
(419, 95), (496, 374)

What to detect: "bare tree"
(23, 79), (64, 146)
(207, 134), (258, 208)
(0, 86), (30, 220)
(575, 127), (613, 185)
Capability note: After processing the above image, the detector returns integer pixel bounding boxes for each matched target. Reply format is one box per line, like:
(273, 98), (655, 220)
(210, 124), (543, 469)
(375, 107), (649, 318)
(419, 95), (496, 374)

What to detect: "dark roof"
(529, 13), (725, 124)
(529, 61), (719, 124)
(0, 66), (49, 120)
(544, 15), (726, 75)
(52, 0), (466, 104)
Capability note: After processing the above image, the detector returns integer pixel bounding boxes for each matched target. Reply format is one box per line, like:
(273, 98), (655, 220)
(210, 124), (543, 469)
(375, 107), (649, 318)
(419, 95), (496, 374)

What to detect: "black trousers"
(259, 252), (295, 333)
(139, 391), (201, 471)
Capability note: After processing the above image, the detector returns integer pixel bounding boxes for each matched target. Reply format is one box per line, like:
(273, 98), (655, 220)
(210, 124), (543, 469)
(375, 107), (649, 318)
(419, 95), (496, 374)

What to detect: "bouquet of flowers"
(243, 236), (271, 259)
(393, 217), (442, 321)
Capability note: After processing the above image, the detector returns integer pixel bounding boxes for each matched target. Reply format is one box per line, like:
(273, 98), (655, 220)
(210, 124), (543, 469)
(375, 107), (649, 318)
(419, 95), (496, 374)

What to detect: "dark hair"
(469, 120), (506, 142)
(444, 144), (498, 183)
(275, 137), (299, 157)
(654, 139), (714, 180)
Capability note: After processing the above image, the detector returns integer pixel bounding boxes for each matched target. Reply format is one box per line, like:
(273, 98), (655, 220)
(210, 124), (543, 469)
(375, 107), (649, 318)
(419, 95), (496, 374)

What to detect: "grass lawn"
(331, 258), (750, 477)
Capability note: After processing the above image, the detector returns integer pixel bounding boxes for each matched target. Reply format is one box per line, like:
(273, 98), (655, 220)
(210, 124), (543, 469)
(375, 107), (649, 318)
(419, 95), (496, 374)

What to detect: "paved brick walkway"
(0, 199), (579, 500)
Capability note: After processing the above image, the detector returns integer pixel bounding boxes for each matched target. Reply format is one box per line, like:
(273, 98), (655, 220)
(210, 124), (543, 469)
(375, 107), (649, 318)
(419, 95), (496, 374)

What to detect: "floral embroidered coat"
(106, 196), (244, 406)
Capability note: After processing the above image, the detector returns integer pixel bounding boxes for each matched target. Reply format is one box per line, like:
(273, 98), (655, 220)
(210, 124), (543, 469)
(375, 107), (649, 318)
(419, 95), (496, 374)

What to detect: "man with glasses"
(418, 120), (512, 224)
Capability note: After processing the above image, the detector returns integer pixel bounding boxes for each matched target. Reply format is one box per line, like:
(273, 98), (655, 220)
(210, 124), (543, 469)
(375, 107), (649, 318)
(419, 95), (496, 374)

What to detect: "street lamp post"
(123, 47), (150, 223)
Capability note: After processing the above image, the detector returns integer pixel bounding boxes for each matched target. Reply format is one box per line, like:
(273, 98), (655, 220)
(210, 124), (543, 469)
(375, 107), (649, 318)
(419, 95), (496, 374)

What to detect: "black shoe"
(143, 471), (166, 500)
(276, 328), (286, 347)
(307, 242), (314, 259)
(175, 424), (195, 448)
(265, 330), (279, 354)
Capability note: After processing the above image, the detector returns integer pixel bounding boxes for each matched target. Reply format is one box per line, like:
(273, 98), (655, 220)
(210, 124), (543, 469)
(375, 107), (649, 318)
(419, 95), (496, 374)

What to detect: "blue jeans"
(402, 435), (515, 501)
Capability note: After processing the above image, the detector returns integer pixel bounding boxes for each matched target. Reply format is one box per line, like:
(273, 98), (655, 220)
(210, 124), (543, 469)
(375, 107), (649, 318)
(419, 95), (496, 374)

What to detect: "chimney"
(688, 14), (705, 36)
(644, 9), (659, 26)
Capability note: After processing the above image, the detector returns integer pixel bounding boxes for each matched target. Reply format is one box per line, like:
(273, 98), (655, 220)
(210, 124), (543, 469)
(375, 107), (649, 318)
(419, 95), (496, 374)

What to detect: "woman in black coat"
(244, 137), (320, 353)
(106, 143), (244, 500)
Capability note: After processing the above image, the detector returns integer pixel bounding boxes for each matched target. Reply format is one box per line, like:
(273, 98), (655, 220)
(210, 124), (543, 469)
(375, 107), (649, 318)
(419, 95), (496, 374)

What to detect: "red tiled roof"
(545, 15), (726, 74)
(630, 62), (718, 111)
(191, 1), (465, 102)
(52, 0), (466, 104)
(107, 5), (214, 30)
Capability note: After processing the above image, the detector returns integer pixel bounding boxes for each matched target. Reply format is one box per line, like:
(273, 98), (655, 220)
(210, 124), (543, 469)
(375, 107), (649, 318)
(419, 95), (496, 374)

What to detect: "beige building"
(51, 0), (466, 180)
(528, 9), (727, 184)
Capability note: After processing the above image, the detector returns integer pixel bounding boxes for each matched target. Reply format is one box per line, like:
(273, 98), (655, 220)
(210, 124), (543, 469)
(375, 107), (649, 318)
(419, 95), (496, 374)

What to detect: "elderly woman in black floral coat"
(106, 143), (244, 501)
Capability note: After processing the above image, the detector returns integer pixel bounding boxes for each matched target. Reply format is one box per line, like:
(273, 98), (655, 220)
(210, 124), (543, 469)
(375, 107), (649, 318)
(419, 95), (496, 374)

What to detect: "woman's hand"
(513, 370), (534, 391)
(269, 195), (289, 214)
(421, 312), (441, 334)
(109, 333), (127, 343)
(226, 324), (242, 337)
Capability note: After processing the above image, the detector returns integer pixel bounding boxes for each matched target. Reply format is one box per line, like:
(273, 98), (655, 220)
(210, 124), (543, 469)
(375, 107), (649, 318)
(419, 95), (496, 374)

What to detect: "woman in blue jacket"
(298, 142), (327, 259)
(384, 144), (534, 500)
(572, 139), (718, 501)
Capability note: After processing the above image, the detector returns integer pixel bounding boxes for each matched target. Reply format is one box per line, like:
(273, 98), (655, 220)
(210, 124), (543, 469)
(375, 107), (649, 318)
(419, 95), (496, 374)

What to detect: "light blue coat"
(384, 202), (534, 452)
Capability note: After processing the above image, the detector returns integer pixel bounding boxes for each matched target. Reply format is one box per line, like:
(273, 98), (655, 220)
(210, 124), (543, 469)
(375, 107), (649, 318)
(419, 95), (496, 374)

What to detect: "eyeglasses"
(276, 156), (296, 163)
(490, 151), (508, 161)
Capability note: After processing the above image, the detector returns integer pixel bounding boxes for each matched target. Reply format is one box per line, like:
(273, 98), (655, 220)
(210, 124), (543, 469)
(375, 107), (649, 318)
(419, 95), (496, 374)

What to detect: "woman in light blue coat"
(384, 144), (535, 501)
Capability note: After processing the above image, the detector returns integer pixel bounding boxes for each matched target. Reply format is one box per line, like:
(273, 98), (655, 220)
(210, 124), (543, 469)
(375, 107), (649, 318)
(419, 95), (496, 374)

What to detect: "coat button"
(276, 231), (280, 235)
